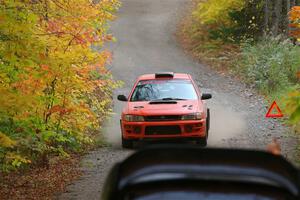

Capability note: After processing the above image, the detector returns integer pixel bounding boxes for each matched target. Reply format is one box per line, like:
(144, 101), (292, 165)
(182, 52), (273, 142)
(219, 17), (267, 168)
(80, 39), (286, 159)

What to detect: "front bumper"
(121, 119), (207, 140)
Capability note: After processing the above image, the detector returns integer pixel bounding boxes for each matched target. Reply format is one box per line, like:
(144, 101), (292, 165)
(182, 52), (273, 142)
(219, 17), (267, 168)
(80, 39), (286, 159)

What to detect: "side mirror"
(117, 95), (128, 102)
(201, 93), (212, 100)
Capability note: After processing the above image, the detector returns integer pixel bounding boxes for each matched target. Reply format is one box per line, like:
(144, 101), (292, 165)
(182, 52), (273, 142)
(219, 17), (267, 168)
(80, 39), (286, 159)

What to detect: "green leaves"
(40, 131), (71, 144)
(285, 89), (300, 130)
(235, 36), (300, 94)
(291, 106), (300, 123)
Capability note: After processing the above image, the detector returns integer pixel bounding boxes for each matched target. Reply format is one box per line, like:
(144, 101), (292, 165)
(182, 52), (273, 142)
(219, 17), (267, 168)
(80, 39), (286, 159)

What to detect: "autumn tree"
(0, 0), (120, 171)
(289, 6), (300, 39)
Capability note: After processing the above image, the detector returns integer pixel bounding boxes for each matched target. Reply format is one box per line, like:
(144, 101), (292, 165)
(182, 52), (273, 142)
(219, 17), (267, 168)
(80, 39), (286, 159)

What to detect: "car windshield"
(130, 79), (198, 102)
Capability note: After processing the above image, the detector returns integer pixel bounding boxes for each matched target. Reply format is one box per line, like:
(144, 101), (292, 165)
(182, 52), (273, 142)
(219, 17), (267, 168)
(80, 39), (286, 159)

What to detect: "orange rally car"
(117, 72), (212, 148)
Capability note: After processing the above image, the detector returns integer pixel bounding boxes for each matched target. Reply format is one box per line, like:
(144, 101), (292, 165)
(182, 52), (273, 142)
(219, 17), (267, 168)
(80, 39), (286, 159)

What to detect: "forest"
(182, 0), (300, 132)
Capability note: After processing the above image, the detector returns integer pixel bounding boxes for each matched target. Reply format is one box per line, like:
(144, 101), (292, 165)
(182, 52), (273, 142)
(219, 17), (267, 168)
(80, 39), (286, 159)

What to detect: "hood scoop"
(182, 105), (193, 110)
(149, 100), (177, 104)
(134, 106), (144, 109)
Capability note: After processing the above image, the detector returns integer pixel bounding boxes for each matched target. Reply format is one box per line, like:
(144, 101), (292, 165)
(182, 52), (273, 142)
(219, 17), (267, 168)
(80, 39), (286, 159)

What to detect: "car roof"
(138, 73), (191, 81)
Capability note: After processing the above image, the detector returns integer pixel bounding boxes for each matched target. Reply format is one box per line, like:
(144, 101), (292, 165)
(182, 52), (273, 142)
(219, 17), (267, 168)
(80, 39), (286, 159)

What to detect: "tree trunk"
(264, 0), (270, 34)
(273, 0), (282, 35)
(287, 0), (291, 35)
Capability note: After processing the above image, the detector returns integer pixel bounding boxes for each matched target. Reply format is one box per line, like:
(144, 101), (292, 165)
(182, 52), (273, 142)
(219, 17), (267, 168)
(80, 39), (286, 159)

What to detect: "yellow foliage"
(193, 0), (245, 25)
(5, 152), (31, 167)
(0, 132), (16, 148)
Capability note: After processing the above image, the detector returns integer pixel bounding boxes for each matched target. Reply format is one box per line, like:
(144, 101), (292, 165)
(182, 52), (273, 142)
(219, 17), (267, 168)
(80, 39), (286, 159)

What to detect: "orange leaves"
(48, 105), (72, 117)
(48, 105), (64, 114)
(40, 64), (50, 71)
(46, 19), (65, 36)
(74, 29), (98, 45)
(13, 75), (43, 95)
(42, 0), (119, 48)
(103, 34), (114, 42)
(11, 65), (54, 95)
(289, 6), (300, 22)
(289, 6), (300, 39)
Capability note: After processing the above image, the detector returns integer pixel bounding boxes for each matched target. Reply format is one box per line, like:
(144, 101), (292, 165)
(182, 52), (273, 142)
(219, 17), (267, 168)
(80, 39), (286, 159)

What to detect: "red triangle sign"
(265, 101), (283, 118)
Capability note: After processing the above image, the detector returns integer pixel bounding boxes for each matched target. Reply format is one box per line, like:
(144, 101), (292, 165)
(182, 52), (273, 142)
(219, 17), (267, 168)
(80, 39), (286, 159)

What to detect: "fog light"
(185, 125), (193, 133)
(194, 123), (203, 127)
(125, 125), (131, 129)
(133, 126), (141, 134)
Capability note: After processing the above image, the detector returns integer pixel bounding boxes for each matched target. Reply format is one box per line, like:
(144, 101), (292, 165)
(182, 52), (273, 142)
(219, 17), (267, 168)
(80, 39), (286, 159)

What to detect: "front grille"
(144, 115), (181, 122)
(145, 125), (181, 135)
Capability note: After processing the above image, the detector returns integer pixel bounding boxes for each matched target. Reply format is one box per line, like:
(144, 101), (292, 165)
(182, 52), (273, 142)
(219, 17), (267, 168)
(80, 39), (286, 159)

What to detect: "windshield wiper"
(161, 98), (187, 101)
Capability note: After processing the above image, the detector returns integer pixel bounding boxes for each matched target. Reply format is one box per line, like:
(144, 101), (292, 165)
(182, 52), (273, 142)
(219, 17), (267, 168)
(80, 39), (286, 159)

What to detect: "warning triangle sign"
(265, 101), (283, 118)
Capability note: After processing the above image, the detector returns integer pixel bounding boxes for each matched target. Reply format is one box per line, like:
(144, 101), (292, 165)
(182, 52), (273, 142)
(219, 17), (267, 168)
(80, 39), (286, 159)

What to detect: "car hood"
(124, 100), (202, 115)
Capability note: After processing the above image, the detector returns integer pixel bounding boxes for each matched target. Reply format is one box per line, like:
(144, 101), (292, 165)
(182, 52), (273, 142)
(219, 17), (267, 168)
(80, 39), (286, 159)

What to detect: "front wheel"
(196, 110), (209, 147)
(196, 136), (207, 147)
(206, 108), (210, 134)
(122, 137), (133, 149)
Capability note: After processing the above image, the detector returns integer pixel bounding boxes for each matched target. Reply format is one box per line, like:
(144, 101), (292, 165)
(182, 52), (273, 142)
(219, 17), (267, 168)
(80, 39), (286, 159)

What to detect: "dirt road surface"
(58, 0), (297, 199)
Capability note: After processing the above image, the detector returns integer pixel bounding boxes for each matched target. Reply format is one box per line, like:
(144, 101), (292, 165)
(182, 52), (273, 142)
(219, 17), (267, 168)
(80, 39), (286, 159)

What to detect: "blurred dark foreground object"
(102, 146), (300, 200)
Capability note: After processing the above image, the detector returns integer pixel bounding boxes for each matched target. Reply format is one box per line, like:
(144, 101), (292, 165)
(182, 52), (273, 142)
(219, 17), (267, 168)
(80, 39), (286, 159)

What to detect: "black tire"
(196, 136), (207, 147)
(120, 119), (133, 148)
(196, 109), (210, 147)
(206, 108), (210, 134)
(122, 137), (133, 149)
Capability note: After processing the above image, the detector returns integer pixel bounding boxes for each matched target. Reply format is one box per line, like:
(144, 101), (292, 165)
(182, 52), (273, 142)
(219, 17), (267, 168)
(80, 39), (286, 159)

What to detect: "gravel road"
(58, 0), (298, 199)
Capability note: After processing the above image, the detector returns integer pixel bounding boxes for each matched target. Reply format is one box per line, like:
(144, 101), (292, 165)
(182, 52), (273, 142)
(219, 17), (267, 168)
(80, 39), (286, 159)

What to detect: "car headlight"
(181, 112), (202, 120)
(124, 115), (144, 122)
